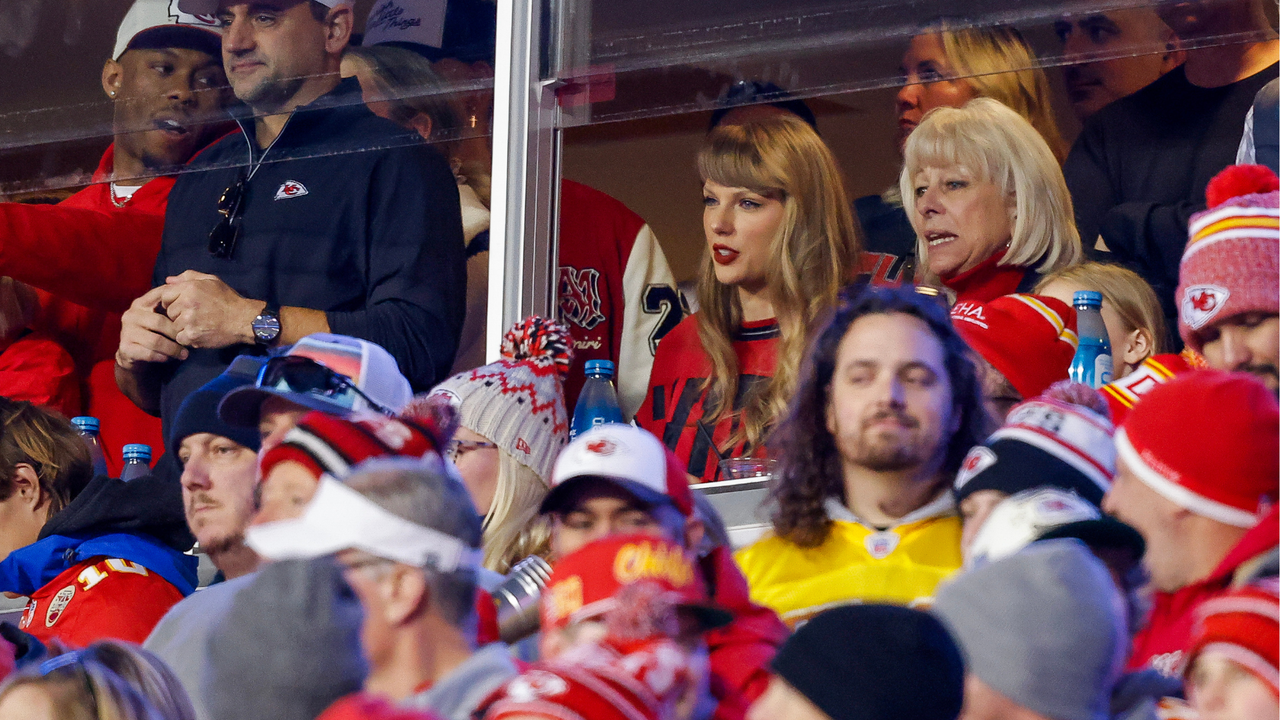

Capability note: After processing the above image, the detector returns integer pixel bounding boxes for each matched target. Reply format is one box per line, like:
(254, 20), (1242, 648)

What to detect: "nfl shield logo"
(865, 530), (900, 559)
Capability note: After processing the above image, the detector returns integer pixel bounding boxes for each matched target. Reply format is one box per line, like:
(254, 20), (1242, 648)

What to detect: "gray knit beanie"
(932, 539), (1127, 720)
(429, 316), (572, 482)
(203, 557), (368, 720)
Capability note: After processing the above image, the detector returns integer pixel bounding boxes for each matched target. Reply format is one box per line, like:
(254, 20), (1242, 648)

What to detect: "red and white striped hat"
(1116, 370), (1279, 528)
(1185, 578), (1279, 696)
(1177, 165), (1280, 353)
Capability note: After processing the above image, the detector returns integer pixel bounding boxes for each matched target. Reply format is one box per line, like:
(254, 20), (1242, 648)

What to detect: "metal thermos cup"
(493, 555), (553, 643)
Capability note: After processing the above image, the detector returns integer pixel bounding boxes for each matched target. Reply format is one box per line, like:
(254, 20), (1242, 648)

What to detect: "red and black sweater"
(637, 315), (778, 482)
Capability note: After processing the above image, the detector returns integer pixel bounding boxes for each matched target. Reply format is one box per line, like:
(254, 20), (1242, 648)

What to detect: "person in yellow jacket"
(735, 287), (993, 626)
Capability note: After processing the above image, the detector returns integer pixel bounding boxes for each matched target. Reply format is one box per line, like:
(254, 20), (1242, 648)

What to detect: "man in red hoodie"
(1103, 370), (1279, 678)
(0, 0), (230, 471)
(538, 424), (788, 720)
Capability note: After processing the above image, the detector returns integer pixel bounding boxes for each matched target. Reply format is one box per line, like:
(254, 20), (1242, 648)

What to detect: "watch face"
(253, 312), (281, 342)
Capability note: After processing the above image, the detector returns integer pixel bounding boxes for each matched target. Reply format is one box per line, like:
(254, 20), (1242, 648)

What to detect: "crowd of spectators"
(0, 0), (1275, 718)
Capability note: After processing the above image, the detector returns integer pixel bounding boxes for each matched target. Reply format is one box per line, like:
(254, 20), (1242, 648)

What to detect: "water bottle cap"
(122, 444), (152, 460)
(584, 359), (615, 377)
(71, 417), (100, 433)
(1072, 291), (1103, 308)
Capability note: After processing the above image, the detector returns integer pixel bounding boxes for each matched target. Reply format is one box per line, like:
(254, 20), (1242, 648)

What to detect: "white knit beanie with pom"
(428, 317), (573, 483)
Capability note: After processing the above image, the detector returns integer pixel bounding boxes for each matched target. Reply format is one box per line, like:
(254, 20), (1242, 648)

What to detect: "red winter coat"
(0, 146), (168, 472)
(1128, 506), (1280, 676)
(701, 546), (788, 720)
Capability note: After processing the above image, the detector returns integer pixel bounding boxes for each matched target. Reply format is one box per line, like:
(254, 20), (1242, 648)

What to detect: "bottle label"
(1095, 354), (1114, 386)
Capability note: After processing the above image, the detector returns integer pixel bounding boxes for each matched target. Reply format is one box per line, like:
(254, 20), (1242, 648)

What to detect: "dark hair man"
(735, 286), (990, 626)
(1063, 0), (1278, 332)
(0, 0), (231, 470)
(539, 424), (789, 720)
(116, 0), (466, 446)
(1054, 7), (1183, 120)
(0, 399), (197, 648)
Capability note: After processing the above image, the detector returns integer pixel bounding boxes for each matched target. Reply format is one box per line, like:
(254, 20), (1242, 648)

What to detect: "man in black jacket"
(115, 0), (465, 440)
(1063, 0), (1278, 335)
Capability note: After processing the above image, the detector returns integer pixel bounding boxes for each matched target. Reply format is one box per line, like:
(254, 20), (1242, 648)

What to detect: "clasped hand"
(116, 270), (261, 370)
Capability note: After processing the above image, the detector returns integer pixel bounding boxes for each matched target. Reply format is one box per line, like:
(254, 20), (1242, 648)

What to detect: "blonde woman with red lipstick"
(902, 98), (1083, 305)
(637, 115), (860, 482)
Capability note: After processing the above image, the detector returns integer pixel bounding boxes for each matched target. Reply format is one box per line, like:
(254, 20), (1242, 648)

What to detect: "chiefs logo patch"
(954, 446), (997, 491)
(274, 180), (310, 200)
(45, 585), (75, 628)
(585, 438), (616, 455)
(557, 267), (606, 330)
(506, 670), (570, 702)
(1181, 285), (1229, 330)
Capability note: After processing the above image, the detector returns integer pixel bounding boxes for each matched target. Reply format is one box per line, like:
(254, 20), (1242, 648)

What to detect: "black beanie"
(952, 439), (1107, 507)
(771, 604), (964, 720)
(167, 356), (265, 458)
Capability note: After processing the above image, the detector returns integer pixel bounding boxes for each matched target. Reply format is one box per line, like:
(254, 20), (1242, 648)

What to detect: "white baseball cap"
(966, 487), (1146, 572)
(541, 425), (695, 517)
(246, 475), (483, 570)
(175, 0), (352, 19)
(363, 0), (448, 49)
(114, 0), (222, 61)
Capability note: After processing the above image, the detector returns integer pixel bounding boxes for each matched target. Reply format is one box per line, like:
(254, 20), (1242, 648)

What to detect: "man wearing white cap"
(0, 0), (230, 472)
(539, 424), (788, 720)
(116, 0), (466, 446)
(247, 457), (518, 720)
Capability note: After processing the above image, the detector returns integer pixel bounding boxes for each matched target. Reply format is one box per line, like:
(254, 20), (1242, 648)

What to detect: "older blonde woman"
(902, 98), (1083, 304)
(859, 24), (1067, 285)
(637, 114), (860, 481)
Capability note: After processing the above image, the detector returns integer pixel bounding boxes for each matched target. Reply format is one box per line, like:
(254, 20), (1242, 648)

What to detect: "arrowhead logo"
(274, 180), (309, 200)
(585, 438), (616, 455)
(1181, 285), (1229, 330)
(954, 446), (997, 491)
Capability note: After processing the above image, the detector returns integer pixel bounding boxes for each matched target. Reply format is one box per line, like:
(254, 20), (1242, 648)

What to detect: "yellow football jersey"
(734, 495), (962, 627)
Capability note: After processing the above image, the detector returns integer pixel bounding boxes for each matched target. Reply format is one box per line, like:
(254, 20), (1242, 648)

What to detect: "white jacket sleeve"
(616, 223), (684, 419)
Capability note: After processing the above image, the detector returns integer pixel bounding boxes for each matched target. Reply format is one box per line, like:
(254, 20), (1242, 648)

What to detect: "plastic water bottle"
(71, 417), (109, 478)
(1069, 291), (1114, 389)
(120, 444), (152, 482)
(571, 360), (625, 439)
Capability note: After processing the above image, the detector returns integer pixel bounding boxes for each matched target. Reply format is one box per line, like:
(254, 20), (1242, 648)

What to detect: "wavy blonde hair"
(482, 450), (550, 573)
(936, 24), (1067, 163)
(695, 115), (860, 453)
(901, 98), (1083, 279)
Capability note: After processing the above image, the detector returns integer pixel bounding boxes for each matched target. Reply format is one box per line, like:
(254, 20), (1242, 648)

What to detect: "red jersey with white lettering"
(557, 180), (684, 419)
(1098, 351), (1204, 424)
(636, 315), (779, 482)
(18, 556), (185, 648)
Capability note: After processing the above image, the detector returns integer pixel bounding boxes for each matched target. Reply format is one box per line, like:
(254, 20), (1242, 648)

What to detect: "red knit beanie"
(258, 411), (443, 483)
(1185, 578), (1279, 697)
(480, 663), (661, 720)
(951, 294), (1079, 400)
(1116, 371), (1279, 528)
(1177, 164), (1280, 353)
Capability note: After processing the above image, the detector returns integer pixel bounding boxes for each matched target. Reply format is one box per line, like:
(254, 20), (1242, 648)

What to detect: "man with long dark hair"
(735, 286), (991, 626)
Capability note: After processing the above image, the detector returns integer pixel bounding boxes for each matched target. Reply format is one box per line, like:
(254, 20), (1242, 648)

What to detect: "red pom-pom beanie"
(1177, 165), (1280, 352)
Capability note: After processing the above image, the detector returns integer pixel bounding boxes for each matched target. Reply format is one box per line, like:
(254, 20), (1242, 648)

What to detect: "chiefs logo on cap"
(586, 438), (616, 455)
(954, 446), (997, 491)
(274, 180), (310, 201)
(1181, 285), (1230, 330)
(613, 540), (694, 588)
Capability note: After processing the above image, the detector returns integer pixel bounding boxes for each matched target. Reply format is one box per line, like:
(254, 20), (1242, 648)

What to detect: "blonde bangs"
(697, 125), (787, 197)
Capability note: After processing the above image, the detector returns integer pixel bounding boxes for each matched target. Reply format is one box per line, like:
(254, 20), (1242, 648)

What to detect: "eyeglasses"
(209, 174), (247, 259)
(256, 355), (394, 416)
(446, 438), (497, 461)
